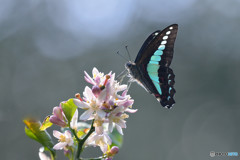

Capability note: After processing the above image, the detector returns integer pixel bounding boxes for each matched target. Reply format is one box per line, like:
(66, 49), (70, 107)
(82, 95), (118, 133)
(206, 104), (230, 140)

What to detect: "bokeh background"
(1, 0), (240, 159)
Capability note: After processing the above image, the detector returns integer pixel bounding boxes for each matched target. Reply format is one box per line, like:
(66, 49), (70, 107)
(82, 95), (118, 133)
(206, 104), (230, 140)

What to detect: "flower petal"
(117, 119), (126, 128)
(116, 125), (124, 135)
(96, 109), (106, 118)
(104, 133), (112, 145)
(80, 109), (94, 120)
(92, 67), (99, 77)
(83, 86), (95, 101)
(108, 121), (113, 133)
(70, 109), (78, 128)
(65, 130), (72, 139)
(53, 130), (62, 139)
(99, 143), (108, 153)
(53, 106), (63, 120)
(49, 116), (67, 127)
(84, 71), (95, 85)
(73, 99), (90, 109)
(125, 108), (138, 113)
(97, 88), (107, 103)
(53, 142), (67, 150)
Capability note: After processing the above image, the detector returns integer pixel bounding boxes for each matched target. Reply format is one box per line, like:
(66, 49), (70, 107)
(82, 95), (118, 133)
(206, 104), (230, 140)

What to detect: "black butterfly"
(125, 24), (178, 108)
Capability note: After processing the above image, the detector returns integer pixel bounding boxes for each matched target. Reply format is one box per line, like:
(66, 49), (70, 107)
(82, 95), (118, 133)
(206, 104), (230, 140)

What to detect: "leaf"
(109, 129), (123, 148)
(40, 116), (53, 131)
(61, 99), (78, 122)
(23, 118), (56, 157)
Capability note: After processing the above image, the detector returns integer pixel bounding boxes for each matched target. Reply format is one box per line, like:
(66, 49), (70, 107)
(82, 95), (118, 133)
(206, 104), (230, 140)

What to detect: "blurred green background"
(1, 0), (240, 159)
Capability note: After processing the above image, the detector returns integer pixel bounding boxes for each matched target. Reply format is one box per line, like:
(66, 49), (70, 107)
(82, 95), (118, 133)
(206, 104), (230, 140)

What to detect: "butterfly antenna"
(116, 51), (129, 61)
(125, 46), (132, 61)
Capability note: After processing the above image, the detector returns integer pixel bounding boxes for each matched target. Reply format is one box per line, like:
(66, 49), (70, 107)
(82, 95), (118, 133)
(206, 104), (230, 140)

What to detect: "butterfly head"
(125, 61), (134, 69)
(125, 61), (139, 79)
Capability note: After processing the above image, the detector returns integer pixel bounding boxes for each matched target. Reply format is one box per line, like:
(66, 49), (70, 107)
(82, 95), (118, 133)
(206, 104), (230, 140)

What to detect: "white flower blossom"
(53, 130), (74, 150)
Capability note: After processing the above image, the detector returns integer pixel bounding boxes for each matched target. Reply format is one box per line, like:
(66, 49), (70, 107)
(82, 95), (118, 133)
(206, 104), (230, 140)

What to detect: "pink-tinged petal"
(84, 71), (95, 85)
(65, 130), (72, 139)
(121, 90), (128, 97)
(92, 67), (99, 76)
(97, 88), (107, 103)
(116, 125), (123, 135)
(53, 130), (62, 139)
(80, 109), (94, 120)
(112, 106), (124, 114)
(117, 119), (126, 128)
(104, 82), (111, 101)
(125, 108), (138, 113)
(53, 106), (63, 120)
(95, 76), (101, 85)
(49, 115), (67, 127)
(73, 99), (90, 109)
(83, 86), (95, 100)
(109, 73), (115, 85)
(96, 109), (106, 118)
(107, 71), (112, 75)
(53, 142), (67, 150)
(117, 99), (134, 108)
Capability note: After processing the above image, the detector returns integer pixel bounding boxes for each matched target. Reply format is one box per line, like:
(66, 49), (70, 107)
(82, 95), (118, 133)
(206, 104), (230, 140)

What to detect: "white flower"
(38, 147), (51, 160)
(84, 67), (105, 86)
(86, 132), (112, 153)
(107, 106), (127, 135)
(53, 130), (74, 150)
(74, 86), (106, 120)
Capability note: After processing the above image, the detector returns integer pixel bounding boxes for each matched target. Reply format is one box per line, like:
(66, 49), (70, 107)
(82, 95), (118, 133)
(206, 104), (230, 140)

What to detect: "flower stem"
(74, 120), (95, 160)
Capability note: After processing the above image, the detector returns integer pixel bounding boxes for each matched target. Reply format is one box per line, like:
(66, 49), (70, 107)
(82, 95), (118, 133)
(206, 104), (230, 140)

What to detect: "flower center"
(90, 100), (98, 110)
(59, 135), (66, 142)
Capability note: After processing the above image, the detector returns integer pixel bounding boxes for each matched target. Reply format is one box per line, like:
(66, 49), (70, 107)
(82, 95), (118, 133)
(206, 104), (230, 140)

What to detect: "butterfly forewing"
(135, 24), (178, 67)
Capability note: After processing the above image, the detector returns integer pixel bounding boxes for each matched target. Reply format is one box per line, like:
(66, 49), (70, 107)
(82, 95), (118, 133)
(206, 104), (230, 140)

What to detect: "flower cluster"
(74, 68), (137, 154)
(33, 67), (137, 160)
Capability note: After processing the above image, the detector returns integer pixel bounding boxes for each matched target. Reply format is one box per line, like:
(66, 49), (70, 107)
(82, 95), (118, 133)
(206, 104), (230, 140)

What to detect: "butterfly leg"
(116, 69), (127, 84)
(127, 80), (132, 91)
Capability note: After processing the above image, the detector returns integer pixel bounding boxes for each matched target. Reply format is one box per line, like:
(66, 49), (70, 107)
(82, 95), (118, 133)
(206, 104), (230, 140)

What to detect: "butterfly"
(125, 24), (178, 108)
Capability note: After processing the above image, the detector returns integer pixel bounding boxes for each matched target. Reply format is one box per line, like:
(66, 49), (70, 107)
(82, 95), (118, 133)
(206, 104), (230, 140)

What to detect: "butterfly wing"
(135, 24), (178, 108)
(135, 24), (178, 67)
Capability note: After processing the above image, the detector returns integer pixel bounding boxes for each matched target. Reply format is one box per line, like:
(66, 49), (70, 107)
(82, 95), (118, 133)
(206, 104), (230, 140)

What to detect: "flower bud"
(110, 146), (119, 155)
(49, 106), (67, 127)
(49, 115), (67, 127)
(92, 86), (101, 97)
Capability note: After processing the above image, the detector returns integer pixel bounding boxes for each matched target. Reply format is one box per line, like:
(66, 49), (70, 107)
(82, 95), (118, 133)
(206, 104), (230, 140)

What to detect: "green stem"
(50, 151), (55, 160)
(76, 120), (95, 160)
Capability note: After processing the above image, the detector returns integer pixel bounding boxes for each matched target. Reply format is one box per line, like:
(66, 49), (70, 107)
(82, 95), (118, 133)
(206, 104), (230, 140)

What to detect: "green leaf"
(40, 116), (53, 131)
(23, 118), (56, 157)
(109, 128), (123, 148)
(61, 98), (78, 122)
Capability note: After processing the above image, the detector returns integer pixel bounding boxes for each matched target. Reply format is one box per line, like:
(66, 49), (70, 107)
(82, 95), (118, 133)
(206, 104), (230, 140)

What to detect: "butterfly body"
(125, 24), (178, 108)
